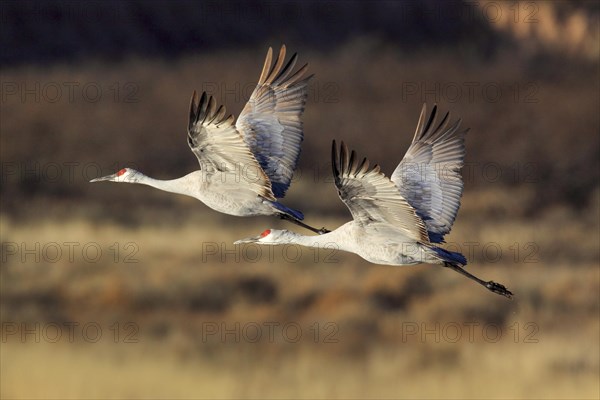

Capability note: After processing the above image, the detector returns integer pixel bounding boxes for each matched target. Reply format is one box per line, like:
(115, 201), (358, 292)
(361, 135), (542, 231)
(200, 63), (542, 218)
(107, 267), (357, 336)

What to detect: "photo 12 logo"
(401, 81), (539, 104)
(201, 242), (339, 264)
(200, 321), (339, 344)
(1, 81), (139, 104)
(1, 161), (142, 185)
(2, 322), (140, 344)
(400, 321), (539, 343)
(1, 242), (140, 264)
(200, 80), (340, 105)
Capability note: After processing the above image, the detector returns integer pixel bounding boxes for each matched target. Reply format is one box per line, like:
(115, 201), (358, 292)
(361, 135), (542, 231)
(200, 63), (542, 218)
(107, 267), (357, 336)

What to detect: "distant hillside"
(1, 0), (507, 65)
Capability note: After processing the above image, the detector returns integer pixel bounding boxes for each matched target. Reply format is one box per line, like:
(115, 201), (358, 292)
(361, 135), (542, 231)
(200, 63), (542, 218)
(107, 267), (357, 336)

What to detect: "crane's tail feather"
(270, 201), (304, 220)
(430, 247), (467, 266)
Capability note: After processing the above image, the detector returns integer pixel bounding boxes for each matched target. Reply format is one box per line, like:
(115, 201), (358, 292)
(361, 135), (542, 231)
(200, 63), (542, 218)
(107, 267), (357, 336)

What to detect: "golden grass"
(2, 335), (598, 399)
(1, 192), (598, 397)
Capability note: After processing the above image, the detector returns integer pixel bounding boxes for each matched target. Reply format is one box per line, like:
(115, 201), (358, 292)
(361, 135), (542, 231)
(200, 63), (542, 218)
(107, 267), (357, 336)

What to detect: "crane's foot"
(317, 227), (330, 235)
(485, 281), (513, 299)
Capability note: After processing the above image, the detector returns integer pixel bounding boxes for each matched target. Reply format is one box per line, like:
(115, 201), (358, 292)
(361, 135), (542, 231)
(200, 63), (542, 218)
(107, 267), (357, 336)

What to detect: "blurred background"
(1, 1), (599, 398)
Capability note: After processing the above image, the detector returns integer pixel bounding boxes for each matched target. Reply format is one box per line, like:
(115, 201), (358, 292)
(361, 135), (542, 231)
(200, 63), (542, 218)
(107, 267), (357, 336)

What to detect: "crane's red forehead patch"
(260, 229), (271, 238)
(117, 168), (127, 176)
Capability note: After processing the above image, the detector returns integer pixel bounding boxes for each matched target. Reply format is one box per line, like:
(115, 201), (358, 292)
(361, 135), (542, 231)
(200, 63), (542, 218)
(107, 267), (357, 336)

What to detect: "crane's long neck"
(273, 225), (353, 252)
(133, 171), (200, 198)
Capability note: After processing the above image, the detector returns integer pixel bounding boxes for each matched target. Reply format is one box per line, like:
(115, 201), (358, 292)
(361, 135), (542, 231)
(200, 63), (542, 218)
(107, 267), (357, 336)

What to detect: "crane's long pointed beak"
(89, 173), (117, 183)
(234, 235), (261, 245)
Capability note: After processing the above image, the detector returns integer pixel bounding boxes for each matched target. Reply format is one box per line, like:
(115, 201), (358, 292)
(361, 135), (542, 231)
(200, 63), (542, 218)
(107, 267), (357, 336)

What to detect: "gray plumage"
(91, 45), (328, 234)
(391, 104), (467, 243)
(237, 106), (512, 298)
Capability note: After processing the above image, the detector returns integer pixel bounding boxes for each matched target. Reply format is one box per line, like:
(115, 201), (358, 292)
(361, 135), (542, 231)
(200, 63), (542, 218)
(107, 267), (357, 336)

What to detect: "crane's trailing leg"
(279, 214), (330, 235)
(443, 262), (513, 299)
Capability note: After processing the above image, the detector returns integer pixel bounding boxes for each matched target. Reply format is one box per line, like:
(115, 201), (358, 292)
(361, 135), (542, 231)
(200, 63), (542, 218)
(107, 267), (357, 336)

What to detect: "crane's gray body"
(237, 105), (471, 268)
(236, 106), (513, 298)
(91, 46), (312, 225)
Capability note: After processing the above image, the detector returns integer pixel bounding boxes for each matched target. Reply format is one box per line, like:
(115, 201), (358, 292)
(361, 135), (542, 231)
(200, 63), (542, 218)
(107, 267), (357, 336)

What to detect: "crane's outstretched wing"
(236, 45), (313, 198)
(332, 140), (429, 243)
(188, 91), (275, 200)
(390, 104), (468, 243)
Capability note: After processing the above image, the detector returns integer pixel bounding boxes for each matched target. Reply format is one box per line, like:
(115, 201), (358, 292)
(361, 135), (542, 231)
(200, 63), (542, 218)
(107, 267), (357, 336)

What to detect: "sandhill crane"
(236, 106), (513, 298)
(91, 45), (328, 234)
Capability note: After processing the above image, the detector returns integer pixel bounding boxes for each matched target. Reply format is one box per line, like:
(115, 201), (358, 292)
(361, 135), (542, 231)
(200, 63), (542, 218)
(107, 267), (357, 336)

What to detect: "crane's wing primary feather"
(332, 140), (429, 243)
(188, 91), (275, 200)
(236, 45), (313, 198)
(390, 104), (468, 243)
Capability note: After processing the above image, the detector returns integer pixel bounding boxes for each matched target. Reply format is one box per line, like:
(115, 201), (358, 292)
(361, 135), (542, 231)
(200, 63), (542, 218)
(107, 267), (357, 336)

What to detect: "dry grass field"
(1, 202), (599, 398)
(1, 2), (599, 398)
